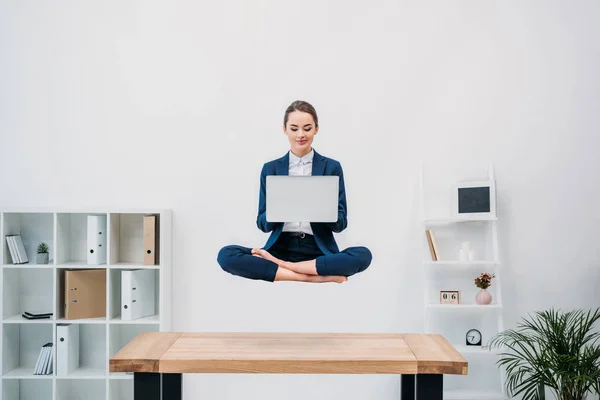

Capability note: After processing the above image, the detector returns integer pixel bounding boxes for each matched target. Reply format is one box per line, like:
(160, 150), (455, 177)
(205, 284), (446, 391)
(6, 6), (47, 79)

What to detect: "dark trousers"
(217, 232), (372, 282)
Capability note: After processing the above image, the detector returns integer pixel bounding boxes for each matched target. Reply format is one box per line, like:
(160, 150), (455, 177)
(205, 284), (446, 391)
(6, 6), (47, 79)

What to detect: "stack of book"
(5, 234), (28, 264)
(22, 311), (53, 320)
(33, 342), (53, 375)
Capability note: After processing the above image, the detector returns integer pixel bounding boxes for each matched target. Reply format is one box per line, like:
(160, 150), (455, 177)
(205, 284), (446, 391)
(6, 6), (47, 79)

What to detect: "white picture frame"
(453, 180), (496, 219)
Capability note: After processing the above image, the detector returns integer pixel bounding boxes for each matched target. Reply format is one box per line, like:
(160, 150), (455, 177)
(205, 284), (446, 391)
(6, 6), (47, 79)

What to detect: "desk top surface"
(109, 332), (468, 375)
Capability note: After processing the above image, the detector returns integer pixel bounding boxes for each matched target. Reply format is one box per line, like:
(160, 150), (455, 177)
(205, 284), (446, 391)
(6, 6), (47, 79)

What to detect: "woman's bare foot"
(252, 249), (319, 275)
(322, 275), (348, 283)
(282, 260), (318, 275)
(252, 248), (286, 266)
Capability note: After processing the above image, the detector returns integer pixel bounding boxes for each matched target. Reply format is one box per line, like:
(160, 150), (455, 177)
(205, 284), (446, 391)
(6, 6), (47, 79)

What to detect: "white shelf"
(109, 315), (160, 324)
(444, 389), (506, 400)
(423, 260), (499, 265)
(454, 345), (502, 355)
(3, 315), (53, 324)
(426, 304), (503, 309)
(1, 264), (54, 269)
(55, 367), (106, 379)
(424, 215), (498, 225)
(3, 366), (54, 379)
(420, 164), (506, 397)
(109, 372), (133, 380)
(56, 262), (106, 269)
(423, 260), (500, 274)
(108, 263), (160, 270)
(0, 208), (172, 400)
(54, 317), (108, 324)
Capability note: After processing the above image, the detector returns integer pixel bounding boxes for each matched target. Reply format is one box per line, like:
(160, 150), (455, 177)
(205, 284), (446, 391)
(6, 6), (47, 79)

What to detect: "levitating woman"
(217, 100), (372, 283)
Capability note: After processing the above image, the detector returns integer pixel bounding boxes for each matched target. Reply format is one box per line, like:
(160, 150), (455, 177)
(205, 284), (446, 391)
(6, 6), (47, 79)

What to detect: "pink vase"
(476, 289), (492, 305)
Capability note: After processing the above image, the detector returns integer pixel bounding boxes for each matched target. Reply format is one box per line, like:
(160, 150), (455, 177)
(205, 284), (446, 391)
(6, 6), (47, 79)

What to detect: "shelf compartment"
(426, 312), (503, 349)
(56, 268), (108, 322)
(2, 212), (54, 266)
(423, 222), (495, 263)
(442, 357), (506, 398)
(2, 379), (52, 400)
(109, 213), (160, 266)
(426, 272), (500, 307)
(3, 268), (54, 321)
(109, 378), (133, 400)
(442, 362), (506, 399)
(56, 379), (106, 400)
(56, 213), (108, 266)
(108, 324), (159, 379)
(108, 269), (159, 322)
(2, 324), (53, 378)
(55, 323), (106, 378)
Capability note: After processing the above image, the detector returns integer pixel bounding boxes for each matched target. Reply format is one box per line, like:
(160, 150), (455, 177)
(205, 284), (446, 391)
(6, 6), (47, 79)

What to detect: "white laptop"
(266, 176), (339, 222)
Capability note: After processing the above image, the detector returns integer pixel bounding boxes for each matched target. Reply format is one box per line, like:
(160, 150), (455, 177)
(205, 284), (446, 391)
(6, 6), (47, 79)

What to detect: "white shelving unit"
(419, 164), (507, 400)
(0, 207), (172, 400)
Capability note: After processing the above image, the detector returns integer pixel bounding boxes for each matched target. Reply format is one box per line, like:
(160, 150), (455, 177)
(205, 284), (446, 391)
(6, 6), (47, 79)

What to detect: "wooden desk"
(109, 332), (468, 400)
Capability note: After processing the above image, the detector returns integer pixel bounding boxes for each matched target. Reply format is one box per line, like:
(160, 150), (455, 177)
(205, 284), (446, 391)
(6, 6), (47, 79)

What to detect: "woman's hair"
(283, 100), (319, 127)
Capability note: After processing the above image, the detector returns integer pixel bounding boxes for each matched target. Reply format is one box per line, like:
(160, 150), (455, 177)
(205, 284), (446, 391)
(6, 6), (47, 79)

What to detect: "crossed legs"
(250, 248), (348, 283)
(217, 242), (372, 283)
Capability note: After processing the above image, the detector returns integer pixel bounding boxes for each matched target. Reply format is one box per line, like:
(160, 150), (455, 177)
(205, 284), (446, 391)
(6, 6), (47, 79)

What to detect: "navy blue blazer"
(256, 149), (347, 255)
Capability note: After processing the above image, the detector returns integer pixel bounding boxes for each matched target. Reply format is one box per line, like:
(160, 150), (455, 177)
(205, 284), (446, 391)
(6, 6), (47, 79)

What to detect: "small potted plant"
(36, 242), (49, 264)
(474, 272), (495, 305)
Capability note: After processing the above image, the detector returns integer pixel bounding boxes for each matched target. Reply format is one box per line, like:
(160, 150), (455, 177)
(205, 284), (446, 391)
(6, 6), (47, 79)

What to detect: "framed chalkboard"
(454, 180), (496, 218)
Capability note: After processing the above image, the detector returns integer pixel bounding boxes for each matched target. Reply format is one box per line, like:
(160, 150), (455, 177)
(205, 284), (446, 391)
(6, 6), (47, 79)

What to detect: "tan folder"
(64, 269), (106, 320)
(143, 214), (160, 265)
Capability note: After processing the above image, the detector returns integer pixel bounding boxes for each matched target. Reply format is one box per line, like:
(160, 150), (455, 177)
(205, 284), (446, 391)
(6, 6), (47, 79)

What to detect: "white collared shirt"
(282, 149), (314, 235)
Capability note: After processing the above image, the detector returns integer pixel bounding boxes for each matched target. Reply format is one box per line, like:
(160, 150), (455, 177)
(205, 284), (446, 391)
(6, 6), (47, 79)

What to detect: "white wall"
(1, 1), (599, 399)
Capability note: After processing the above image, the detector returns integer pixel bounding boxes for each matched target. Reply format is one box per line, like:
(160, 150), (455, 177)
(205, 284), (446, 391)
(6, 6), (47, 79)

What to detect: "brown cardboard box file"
(143, 214), (160, 265)
(64, 269), (106, 320)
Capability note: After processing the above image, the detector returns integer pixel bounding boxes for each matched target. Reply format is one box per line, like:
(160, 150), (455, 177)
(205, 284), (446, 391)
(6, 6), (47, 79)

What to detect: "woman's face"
(283, 110), (318, 157)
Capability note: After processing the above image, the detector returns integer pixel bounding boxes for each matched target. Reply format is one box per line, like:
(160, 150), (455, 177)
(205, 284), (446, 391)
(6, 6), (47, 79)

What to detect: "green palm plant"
(488, 307), (600, 400)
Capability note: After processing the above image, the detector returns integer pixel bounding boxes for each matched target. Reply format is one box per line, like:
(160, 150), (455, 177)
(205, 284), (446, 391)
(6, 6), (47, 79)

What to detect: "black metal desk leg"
(415, 374), (442, 400)
(401, 374), (415, 400)
(134, 372), (182, 400)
